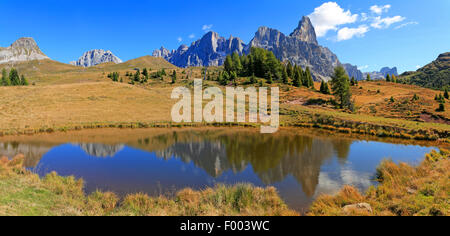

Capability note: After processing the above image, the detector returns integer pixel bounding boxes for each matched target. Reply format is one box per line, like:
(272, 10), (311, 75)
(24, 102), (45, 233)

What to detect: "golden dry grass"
(0, 155), (298, 216)
(284, 80), (449, 121)
(308, 149), (450, 216)
(0, 57), (178, 85)
(0, 82), (175, 132)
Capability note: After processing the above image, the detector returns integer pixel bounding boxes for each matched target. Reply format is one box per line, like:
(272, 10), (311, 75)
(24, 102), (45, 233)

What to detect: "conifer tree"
(282, 66), (289, 84)
(293, 69), (301, 87)
(1, 68), (9, 86)
(331, 66), (352, 109)
(171, 70), (177, 84)
(20, 75), (28, 85)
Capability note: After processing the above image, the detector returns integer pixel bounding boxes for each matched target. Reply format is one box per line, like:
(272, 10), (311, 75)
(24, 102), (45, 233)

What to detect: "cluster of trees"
(365, 73), (399, 83)
(107, 72), (121, 82)
(1, 68), (29, 86)
(385, 74), (398, 83)
(125, 68), (166, 84)
(435, 88), (448, 112)
(221, 48), (314, 88)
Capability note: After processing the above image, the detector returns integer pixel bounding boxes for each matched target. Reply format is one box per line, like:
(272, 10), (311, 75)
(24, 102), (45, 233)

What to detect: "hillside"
(401, 52), (450, 89)
(0, 56), (177, 85)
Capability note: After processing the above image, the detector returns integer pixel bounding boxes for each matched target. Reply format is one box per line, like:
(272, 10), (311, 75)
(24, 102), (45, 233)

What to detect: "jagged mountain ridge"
(343, 64), (364, 81)
(153, 31), (246, 67)
(0, 37), (49, 64)
(153, 16), (362, 81)
(70, 49), (122, 67)
(245, 16), (340, 81)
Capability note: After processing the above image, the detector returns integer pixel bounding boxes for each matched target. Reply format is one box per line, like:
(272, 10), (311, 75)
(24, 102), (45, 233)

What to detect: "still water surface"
(0, 128), (437, 211)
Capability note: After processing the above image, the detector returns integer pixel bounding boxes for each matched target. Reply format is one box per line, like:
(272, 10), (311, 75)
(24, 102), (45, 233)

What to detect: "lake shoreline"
(1, 149), (448, 216)
(0, 121), (448, 148)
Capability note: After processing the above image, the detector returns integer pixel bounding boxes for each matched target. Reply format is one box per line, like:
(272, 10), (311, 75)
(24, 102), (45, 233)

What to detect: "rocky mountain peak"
(153, 31), (246, 67)
(11, 37), (39, 49)
(0, 37), (49, 64)
(70, 49), (122, 67)
(290, 16), (318, 45)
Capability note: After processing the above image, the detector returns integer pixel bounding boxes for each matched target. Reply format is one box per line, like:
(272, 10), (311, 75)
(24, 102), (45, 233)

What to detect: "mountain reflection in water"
(0, 129), (436, 211)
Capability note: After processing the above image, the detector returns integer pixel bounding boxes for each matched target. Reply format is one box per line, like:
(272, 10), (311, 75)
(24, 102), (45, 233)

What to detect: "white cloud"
(308, 2), (358, 37)
(361, 13), (369, 22)
(337, 25), (369, 41)
(371, 16), (405, 29)
(188, 34), (195, 39)
(202, 24), (213, 31)
(395, 21), (418, 30)
(370, 5), (391, 15)
(177, 37), (183, 42)
(415, 65), (421, 69)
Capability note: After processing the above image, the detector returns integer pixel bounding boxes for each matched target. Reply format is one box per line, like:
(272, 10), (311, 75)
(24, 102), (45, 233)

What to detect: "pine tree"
(20, 75), (28, 86)
(386, 74), (391, 82)
(305, 67), (313, 88)
(224, 55), (234, 73)
(282, 66), (289, 84)
(231, 52), (243, 74)
(444, 88), (449, 99)
(437, 103), (445, 112)
(287, 62), (294, 78)
(324, 81), (330, 95)
(1, 68), (9, 86)
(293, 69), (301, 87)
(133, 70), (141, 82)
(171, 70), (177, 84)
(142, 68), (149, 79)
(330, 66), (352, 109)
(366, 74), (371, 81)
(9, 68), (20, 86)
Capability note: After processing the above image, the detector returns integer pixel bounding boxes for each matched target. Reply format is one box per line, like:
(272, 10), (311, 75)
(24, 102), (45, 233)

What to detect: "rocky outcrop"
(343, 63), (364, 81)
(246, 16), (340, 81)
(70, 49), (122, 67)
(0, 37), (49, 64)
(342, 203), (373, 214)
(153, 32), (246, 67)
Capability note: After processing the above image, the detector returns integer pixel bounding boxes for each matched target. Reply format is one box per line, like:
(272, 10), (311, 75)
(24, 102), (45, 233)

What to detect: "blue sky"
(0, 0), (449, 73)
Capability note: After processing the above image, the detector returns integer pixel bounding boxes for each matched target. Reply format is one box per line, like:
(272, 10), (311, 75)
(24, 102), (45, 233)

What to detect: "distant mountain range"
(364, 67), (399, 80)
(154, 16), (361, 81)
(70, 49), (122, 67)
(0, 38), (49, 64)
(0, 31), (404, 83)
(153, 32), (245, 68)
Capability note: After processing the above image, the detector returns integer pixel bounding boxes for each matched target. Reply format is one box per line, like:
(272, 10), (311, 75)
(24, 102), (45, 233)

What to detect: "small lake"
(0, 128), (438, 212)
